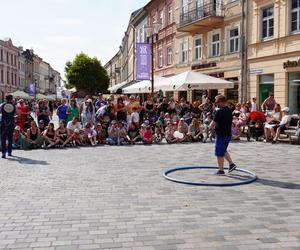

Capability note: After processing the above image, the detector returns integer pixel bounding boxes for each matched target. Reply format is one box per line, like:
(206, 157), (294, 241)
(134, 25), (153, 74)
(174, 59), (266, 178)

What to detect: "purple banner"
(136, 43), (151, 80)
(28, 82), (35, 97)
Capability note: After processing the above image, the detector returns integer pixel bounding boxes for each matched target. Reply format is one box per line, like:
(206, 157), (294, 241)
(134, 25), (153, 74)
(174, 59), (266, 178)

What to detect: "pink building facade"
(145, 0), (176, 78)
(0, 39), (19, 100)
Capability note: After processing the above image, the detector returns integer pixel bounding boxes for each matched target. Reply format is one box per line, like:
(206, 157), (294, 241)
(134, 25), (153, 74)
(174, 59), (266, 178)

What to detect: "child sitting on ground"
(83, 122), (97, 146)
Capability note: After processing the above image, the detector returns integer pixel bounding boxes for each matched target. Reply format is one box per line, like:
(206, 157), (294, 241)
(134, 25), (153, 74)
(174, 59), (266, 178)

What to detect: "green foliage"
(65, 53), (109, 94)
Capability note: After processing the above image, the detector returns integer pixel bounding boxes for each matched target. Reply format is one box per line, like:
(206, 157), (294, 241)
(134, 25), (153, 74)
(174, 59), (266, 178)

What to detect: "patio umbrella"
(108, 81), (128, 94)
(123, 76), (165, 94)
(12, 90), (30, 99)
(158, 70), (234, 91)
(36, 93), (47, 100)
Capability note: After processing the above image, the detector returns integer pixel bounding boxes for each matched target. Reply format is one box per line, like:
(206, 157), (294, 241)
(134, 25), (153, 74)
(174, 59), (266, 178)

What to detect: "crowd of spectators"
(3, 92), (299, 150)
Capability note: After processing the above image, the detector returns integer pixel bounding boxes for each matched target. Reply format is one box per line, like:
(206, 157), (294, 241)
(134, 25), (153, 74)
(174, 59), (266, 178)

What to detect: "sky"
(0, 0), (149, 78)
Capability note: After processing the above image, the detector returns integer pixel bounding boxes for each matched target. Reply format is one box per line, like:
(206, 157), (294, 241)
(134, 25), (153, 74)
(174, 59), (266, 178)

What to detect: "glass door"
(259, 74), (274, 108)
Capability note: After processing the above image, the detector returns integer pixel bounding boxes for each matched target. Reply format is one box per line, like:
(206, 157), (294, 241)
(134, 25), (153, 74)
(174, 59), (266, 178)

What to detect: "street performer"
(209, 95), (237, 175)
(1, 94), (16, 159)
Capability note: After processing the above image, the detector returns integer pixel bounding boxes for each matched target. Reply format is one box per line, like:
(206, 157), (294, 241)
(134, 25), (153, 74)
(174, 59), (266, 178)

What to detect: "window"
(7, 52), (9, 64)
(212, 33), (220, 57)
(158, 49), (163, 67)
(229, 28), (239, 53)
(11, 54), (13, 65)
(159, 10), (164, 28)
(11, 72), (14, 85)
(196, 0), (204, 18)
(262, 6), (274, 39)
(0, 49), (3, 61)
(182, 0), (188, 14)
(167, 47), (173, 65)
(180, 39), (188, 63)
(0, 69), (3, 82)
(194, 37), (202, 60)
(168, 5), (173, 24)
(291, 0), (300, 32)
(288, 72), (300, 114)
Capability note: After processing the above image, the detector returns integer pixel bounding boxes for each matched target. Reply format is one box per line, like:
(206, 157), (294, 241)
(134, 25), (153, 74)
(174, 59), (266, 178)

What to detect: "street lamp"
(145, 23), (161, 95)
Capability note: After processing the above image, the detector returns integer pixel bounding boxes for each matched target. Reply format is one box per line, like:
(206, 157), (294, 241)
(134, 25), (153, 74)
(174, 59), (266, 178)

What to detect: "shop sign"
(249, 69), (263, 75)
(283, 59), (300, 69)
(191, 62), (217, 70)
(209, 72), (224, 78)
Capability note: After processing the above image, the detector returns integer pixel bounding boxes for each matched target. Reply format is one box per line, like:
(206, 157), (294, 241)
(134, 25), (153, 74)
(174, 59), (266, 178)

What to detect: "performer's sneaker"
(215, 170), (225, 175)
(228, 164), (237, 173)
(7, 153), (12, 157)
(1, 154), (6, 159)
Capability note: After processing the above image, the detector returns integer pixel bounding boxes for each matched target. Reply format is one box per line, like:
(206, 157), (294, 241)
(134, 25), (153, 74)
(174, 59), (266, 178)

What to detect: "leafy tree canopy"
(65, 53), (109, 94)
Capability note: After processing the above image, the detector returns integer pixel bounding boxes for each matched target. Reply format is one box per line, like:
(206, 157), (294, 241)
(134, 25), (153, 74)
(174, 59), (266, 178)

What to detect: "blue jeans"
(215, 136), (231, 157)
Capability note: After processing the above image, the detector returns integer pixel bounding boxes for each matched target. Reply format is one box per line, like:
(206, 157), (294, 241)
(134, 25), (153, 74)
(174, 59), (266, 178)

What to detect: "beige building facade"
(248, 0), (300, 114)
(174, 0), (243, 102)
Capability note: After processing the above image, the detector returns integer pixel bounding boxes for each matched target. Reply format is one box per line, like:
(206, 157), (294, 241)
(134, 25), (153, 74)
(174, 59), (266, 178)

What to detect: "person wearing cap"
(272, 107), (291, 144)
(209, 95), (237, 175)
(251, 97), (258, 112)
(0, 94), (16, 158)
(107, 120), (118, 145)
(81, 99), (95, 125)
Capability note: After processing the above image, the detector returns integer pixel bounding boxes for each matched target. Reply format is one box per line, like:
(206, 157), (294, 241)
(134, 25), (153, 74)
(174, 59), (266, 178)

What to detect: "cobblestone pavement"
(0, 141), (299, 250)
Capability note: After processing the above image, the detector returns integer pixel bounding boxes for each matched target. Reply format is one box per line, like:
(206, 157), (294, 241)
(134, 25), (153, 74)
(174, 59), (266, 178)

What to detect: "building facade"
(173, 0), (242, 102)
(0, 38), (19, 100)
(145, 0), (176, 78)
(248, 0), (300, 114)
(18, 47), (26, 92)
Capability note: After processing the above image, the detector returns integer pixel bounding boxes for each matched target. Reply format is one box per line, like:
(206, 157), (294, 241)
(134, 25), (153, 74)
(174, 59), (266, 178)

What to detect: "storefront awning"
(108, 81), (129, 94)
(122, 76), (165, 94)
(158, 70), (234, 91)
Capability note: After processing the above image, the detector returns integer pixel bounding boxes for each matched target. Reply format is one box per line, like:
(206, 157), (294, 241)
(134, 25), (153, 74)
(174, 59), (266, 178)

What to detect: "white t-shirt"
(280, 115), (291, 126)
(131, 111), (139, 123)
(67, 121), (82, 132)
(251, 102), (257, 112)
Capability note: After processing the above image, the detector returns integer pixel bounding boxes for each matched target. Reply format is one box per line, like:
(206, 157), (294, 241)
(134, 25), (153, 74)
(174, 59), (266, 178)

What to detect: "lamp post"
(145, 23), (161, 96)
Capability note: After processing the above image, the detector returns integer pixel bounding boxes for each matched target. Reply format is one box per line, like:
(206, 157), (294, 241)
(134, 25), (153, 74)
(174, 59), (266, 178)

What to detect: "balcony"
(178, 2), (224, 32)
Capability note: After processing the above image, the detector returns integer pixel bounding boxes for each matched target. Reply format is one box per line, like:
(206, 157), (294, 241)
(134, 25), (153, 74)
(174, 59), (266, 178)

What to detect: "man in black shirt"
(209, 95), (237, 175)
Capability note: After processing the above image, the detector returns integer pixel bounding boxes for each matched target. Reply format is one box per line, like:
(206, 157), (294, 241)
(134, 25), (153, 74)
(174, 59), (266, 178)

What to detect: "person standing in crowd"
(209, 95), (237, 175)
(81, 99), (95, 125)
(261, 92), (276, 113)
(67, 99), (79, 123)
(251, 97), (258, 112)
(16, 99), (31, 130)
(36, 100), (50, 126)
(57, 99), (68, 122)
(95, 93), (107, 110)
(0, 94), (16, 158)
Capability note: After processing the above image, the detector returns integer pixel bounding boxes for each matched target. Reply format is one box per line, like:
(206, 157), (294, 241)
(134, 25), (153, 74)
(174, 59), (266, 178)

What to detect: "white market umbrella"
(108, 81), (128, 94)
(123, 76), (165, 94)
(158, 71), (234, 91)
(36, 93), (47, 100)
(12, 90), (30, 99)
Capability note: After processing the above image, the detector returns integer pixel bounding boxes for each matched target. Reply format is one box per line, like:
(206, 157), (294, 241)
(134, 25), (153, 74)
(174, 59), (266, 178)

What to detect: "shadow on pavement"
(257, 178), (300, 190)
(7, 156), (49, 165)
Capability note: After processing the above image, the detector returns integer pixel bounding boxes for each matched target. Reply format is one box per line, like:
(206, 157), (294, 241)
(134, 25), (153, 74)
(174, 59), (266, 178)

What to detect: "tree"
(65, 53), (109, 94)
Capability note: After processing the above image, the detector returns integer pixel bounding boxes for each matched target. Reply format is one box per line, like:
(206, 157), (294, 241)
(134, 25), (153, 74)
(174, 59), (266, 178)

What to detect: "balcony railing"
(179, 2), (223, 30)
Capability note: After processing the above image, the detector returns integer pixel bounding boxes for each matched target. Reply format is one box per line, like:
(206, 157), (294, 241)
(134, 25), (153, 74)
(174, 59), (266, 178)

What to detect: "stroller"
(247, 112), (266, 141)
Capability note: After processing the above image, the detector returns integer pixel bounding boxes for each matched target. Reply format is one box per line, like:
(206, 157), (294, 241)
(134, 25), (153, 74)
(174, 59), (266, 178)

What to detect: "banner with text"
(28, 82), (36, 97)
(136, 43), (151, 80)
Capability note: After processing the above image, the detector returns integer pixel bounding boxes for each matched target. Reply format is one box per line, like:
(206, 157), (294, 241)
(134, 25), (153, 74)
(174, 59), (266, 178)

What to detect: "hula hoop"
(163, 166), (257, 187)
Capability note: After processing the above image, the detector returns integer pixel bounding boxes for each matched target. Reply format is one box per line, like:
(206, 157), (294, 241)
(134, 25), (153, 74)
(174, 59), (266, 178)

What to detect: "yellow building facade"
(248, 0), (300, 114)
(173, 0), (243, 102)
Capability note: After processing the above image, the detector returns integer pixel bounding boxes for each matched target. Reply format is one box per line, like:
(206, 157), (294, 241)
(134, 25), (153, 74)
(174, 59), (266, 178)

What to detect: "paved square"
(0, 141), (299, 250)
